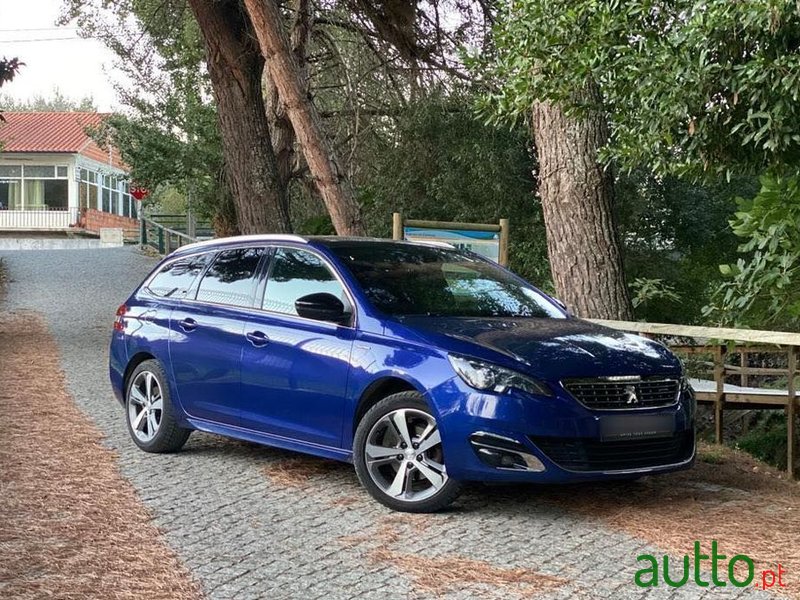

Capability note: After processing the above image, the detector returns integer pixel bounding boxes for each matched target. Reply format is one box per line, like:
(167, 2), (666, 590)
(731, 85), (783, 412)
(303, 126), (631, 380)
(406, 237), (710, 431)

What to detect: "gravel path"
(0, 245), (775, 600)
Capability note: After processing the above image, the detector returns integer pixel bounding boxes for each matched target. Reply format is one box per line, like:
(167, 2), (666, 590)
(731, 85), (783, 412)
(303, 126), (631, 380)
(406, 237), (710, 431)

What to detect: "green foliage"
(736, 413), (789, 470)
(0, 57), (22, 88)
(0, 56), (23, 125)
(629, 278), (680, 310)
(65, 0), (225, 221)
(705, 175), (800, 329)
(482, 0), (800, 179)
(0, 89), (96, 112)
(617, 170), (757, 323)
(357, 93), (551, 286)
(296, 214), (336, 236)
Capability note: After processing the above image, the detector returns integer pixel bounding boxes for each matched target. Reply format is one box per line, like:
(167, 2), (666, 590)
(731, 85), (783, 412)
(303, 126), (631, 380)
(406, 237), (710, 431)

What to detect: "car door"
(239, 246), (356, 448)
(169, 246), (266, 426)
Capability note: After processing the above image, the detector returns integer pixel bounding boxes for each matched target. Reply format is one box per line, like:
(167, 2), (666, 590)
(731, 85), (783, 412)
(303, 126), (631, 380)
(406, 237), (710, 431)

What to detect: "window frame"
(0, 163), (70, 210)
(256, 244), (358, 329)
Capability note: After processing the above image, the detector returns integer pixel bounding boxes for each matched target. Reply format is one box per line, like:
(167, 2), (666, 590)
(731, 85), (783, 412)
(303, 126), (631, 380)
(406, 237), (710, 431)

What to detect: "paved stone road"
(0, 245), (773, 600)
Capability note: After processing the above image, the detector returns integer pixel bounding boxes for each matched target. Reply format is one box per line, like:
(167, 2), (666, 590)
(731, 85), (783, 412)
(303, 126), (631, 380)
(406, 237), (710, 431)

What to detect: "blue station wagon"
(110, 235), (695, 512)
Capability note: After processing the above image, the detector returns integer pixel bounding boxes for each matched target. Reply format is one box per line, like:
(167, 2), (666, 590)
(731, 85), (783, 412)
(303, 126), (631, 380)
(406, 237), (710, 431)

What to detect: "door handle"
(179, 318), (198, 332)
(246, 330), (269, 347)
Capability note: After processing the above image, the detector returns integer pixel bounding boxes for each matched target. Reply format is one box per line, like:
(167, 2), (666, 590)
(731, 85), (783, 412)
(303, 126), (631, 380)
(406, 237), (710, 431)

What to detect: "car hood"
(395, 316), (681, 380)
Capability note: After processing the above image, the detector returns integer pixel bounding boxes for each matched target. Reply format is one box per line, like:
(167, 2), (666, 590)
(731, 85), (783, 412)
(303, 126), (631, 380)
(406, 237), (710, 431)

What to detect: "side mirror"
(295, 292), (349, 324)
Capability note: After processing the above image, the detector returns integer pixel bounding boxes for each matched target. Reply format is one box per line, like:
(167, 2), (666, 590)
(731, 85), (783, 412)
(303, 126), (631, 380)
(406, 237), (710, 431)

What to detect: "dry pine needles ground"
(0, 311), (202, 600)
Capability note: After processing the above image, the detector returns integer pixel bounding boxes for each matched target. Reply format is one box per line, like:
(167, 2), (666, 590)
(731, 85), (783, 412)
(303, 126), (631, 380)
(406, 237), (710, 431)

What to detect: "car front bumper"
(431, 377), (696, 483)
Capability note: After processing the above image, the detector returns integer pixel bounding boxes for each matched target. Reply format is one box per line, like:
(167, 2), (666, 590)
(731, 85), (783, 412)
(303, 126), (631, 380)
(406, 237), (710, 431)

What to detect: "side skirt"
(185, 417), (354, 463)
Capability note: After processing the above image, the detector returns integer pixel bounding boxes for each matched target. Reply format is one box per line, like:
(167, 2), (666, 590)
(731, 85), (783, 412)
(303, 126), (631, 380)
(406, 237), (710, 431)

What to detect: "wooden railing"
(590, 319), (799, 477)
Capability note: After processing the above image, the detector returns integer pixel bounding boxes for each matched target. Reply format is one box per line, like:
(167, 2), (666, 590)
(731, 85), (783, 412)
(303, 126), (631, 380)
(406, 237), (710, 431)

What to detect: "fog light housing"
(469, 432), (546, 472)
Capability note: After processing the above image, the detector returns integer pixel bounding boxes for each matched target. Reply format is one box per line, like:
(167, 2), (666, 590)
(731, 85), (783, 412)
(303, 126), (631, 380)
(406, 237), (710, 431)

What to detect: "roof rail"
(177, 234), (308, 253)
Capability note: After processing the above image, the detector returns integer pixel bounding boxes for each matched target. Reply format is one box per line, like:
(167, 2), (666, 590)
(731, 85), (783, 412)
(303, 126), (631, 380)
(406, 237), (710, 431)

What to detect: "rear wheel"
(353, 392), (461, 512)
(125, 360), (190, 453)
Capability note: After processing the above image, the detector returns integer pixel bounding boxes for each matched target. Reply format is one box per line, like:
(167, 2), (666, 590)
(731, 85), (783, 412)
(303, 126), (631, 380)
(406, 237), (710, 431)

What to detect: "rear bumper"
(432, 377), (696, 483)
(109, 331), (127, 405)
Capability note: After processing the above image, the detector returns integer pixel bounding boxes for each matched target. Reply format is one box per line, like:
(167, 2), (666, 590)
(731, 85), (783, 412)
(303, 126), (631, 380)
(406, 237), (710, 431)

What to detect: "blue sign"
(403, 227), (500, 263)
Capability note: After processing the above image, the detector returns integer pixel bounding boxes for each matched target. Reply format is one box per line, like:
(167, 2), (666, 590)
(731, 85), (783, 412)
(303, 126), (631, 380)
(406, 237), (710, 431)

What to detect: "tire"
(353, 391), (462, 512)
(125, 359), (190, 453)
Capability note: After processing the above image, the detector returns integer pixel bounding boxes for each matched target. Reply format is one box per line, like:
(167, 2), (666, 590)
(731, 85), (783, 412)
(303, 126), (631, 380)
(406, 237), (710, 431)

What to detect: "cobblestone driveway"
(0, 246), (775, 599)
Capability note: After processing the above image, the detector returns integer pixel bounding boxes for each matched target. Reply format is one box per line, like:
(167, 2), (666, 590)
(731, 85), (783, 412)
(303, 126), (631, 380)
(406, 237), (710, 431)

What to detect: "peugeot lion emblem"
(624, 384), (640, 405)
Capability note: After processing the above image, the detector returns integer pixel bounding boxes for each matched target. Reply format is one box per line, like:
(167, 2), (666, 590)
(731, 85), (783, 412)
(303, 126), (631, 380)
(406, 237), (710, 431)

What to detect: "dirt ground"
(0, 311), (202, 599)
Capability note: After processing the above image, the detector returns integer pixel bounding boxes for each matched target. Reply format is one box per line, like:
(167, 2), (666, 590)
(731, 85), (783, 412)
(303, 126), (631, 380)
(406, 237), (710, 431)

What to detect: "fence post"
(740, 350), (749, 388)
(187, 211), (197, 240)
(713, 345), (727, 444)
(499, 218), (510, 266)
(392, 212), (403, 240)
(157, 227), (164, 254)
(164, 231), (172, 254)
(139, 217), (147, 247)
(788, 348), (797, 479)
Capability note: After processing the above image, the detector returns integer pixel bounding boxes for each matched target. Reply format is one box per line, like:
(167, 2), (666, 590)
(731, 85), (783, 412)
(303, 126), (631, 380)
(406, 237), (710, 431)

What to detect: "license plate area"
(599, 414), (675, 441)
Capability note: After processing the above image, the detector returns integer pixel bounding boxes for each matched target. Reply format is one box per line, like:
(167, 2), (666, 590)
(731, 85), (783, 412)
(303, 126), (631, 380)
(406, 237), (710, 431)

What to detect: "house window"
(78, 168), (99, 212)
(95, 173), (132, 217)
(0, 165), (22, 210)
(0, 164), (68, 210)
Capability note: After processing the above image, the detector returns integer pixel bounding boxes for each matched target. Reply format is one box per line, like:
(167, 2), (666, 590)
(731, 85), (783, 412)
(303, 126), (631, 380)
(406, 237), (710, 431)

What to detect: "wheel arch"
(123, 352), (157, 392)
(352, 376), (425, 435)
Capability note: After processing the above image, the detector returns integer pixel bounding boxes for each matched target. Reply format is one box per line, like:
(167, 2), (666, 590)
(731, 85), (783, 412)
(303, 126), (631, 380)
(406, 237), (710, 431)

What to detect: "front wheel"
(353, 392), (462, 512)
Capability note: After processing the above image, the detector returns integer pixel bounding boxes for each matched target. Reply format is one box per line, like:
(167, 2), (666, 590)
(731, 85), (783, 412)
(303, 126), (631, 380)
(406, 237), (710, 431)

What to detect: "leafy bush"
(705, 175), (800, 330)
(736, 414), (789, 471)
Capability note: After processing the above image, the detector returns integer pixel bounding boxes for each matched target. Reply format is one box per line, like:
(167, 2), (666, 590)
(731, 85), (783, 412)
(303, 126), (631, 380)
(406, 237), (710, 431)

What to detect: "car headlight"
(447, 354), (552, 397)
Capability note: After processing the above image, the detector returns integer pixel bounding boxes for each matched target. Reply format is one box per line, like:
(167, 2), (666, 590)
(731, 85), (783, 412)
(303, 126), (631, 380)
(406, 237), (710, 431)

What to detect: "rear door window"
(195, 247), (265, 308)
(146, 254), (210, 299)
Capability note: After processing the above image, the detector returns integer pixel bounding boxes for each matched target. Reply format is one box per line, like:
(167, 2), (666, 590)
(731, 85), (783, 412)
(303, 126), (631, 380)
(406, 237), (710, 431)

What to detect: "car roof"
(172, 234), (453, 256)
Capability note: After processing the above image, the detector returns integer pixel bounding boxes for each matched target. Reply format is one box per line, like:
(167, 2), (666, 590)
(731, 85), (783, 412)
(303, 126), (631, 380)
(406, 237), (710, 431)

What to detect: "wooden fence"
(590, 319), (799, 478)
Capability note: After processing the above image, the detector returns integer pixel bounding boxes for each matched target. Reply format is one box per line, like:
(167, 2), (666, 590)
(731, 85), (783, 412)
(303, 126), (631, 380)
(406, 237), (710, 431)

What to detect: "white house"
(0, 112), (138, 232)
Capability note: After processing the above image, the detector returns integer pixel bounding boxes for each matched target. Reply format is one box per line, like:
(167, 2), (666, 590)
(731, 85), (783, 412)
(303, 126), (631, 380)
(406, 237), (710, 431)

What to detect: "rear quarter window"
(145, 254), (211, 298)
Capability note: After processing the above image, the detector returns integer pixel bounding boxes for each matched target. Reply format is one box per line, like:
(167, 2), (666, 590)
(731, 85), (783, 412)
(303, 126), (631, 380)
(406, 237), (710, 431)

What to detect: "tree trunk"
(187, 0), (291, 235)
(531, 85), (634, 320)
(244, 0), (365, 236)
(264, 0), (310, 191)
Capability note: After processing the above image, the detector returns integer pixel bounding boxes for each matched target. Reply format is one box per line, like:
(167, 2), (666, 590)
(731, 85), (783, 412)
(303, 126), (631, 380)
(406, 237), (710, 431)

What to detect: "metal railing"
(0, 207), (80, 230)
(590, 319), (800, 477)
(147, 213), (214, 240)
(139, 215), (202, 254)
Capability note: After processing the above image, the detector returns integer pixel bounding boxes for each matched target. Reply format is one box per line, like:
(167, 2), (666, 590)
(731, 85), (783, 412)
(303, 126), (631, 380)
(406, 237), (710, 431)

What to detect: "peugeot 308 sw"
(110, 235), (695, 512)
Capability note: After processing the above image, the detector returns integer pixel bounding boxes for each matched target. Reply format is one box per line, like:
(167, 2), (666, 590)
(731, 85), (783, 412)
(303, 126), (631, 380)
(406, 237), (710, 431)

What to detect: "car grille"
(529, 431), (694, 472)
(562, 377), (679, 410)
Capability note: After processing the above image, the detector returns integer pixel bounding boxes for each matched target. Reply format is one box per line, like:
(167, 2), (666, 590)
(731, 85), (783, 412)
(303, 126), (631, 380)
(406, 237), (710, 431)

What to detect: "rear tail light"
(114, 304), (128, 331)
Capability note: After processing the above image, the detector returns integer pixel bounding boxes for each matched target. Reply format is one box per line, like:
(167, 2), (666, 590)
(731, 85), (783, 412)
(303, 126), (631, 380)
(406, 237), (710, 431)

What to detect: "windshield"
(327, 243), (565, 319)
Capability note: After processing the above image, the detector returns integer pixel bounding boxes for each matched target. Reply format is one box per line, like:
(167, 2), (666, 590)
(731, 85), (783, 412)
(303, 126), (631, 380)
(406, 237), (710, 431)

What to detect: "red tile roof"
(0, 112), (105, 152)
(0, 112), (126, 170)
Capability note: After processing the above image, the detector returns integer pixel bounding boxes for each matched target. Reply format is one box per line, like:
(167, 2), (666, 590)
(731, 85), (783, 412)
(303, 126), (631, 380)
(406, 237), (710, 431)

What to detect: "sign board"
(403, 227), (501, 263)
(393, 213), (509, 265)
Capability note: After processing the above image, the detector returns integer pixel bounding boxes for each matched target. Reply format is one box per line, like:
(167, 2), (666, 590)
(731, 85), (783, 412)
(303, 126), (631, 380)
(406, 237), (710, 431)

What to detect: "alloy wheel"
(364, 408), (448, 502)
(127, 370), (163, 443)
